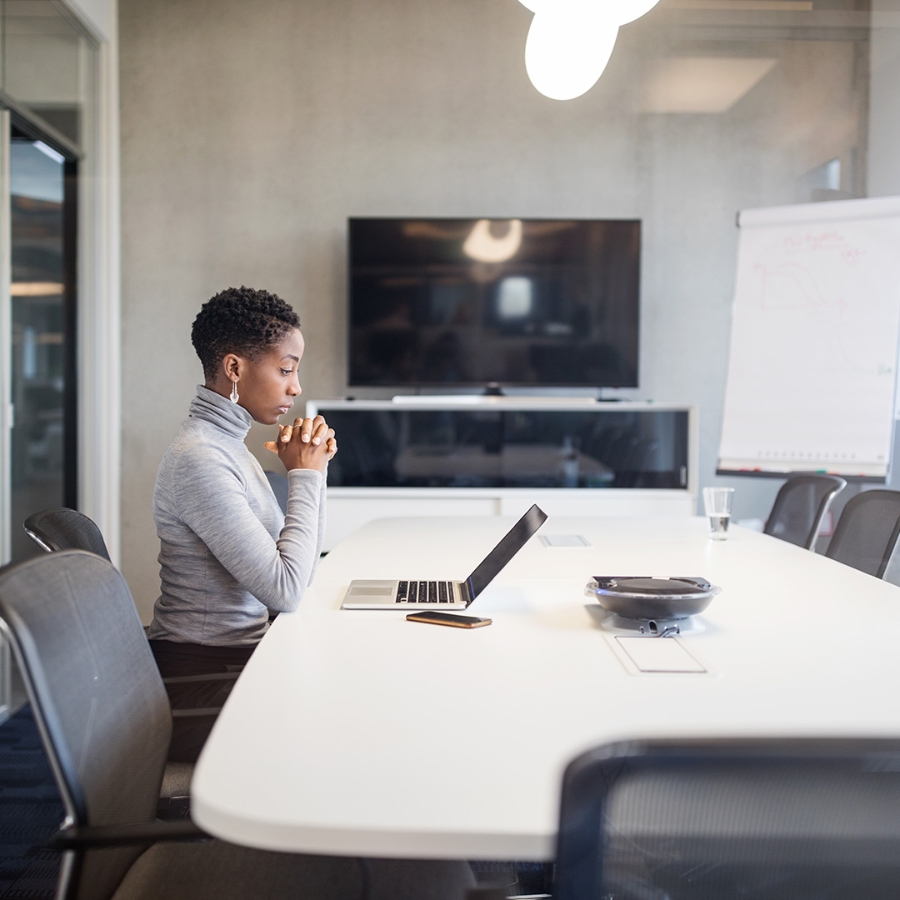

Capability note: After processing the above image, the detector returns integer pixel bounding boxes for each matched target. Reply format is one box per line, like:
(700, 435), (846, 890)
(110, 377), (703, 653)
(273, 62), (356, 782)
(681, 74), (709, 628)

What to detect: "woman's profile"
(145, 287), (476, 897)
(147, 286), (336, 761)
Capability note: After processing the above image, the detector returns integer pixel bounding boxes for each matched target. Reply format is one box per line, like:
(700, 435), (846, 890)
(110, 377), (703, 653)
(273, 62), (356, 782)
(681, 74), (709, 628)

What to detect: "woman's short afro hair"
(192, 286), (301, 381)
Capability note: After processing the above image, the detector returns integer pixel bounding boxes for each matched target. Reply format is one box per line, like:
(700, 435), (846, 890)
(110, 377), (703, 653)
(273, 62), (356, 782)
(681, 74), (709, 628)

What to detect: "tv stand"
(308, 398), (697, 551)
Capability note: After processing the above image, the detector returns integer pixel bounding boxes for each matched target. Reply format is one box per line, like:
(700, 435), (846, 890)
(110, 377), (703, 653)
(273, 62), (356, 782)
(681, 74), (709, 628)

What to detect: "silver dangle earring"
(230, 379), (239, 403)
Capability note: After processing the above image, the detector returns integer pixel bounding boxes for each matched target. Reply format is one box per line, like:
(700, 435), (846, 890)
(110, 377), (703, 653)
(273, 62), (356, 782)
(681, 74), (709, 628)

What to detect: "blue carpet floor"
(0, 706), (62, 899)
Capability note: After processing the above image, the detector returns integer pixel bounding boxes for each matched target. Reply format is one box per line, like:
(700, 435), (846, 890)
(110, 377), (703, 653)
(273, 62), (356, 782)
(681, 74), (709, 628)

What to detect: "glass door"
(7, 124), (77, 561)
(0, 0), (96, 715)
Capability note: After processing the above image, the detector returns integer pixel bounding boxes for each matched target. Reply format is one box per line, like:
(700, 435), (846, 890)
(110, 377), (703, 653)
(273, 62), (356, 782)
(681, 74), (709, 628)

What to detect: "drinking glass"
(702, 487), (734, 541)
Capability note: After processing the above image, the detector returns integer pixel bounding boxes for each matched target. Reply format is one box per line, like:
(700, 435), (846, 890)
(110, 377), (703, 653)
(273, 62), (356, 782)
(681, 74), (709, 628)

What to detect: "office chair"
(24, 507), (112, 558)
(764, 473), (846, 549)
(265, 470), (289, 514)
(555, 737), (900, 900)
(824, 489), (900, 578)
(0, 550), (474, 900)
(23, 507), (235, 806)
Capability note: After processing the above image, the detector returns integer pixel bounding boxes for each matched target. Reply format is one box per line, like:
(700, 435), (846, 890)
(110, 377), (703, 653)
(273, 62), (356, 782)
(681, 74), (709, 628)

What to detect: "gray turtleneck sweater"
(147, 386), (326, 646)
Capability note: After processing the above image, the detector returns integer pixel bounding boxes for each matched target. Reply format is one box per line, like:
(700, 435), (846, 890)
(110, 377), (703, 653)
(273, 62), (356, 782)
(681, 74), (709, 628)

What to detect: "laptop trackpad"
(347, 584), (395, 596)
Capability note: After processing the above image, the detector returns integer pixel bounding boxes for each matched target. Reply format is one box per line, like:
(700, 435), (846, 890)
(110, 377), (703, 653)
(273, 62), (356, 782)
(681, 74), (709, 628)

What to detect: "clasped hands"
(264, 415), (337, 473)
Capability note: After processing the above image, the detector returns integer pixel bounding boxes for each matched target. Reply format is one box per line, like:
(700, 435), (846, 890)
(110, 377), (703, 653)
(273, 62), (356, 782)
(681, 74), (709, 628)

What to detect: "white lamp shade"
(525, 7), (619, 101)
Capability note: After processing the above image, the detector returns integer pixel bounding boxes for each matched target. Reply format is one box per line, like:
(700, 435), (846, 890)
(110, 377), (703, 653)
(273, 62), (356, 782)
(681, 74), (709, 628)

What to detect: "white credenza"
(307, 398), (698, 551)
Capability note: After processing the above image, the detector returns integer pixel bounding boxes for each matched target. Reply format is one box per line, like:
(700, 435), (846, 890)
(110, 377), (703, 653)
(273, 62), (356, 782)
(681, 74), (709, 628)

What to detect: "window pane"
(9, 137), (66, 561)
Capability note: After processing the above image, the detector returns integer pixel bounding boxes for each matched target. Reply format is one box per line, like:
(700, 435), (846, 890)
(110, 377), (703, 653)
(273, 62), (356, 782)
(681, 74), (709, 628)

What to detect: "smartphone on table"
(406, 611), (492, 628)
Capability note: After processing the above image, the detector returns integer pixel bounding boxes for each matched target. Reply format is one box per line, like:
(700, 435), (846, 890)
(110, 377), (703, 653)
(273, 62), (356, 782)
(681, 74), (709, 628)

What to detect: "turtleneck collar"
(189, 385), (253, 440)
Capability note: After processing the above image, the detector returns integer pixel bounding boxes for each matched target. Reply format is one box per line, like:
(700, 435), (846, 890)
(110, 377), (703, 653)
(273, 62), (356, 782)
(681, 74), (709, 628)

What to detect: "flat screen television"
(348, 217), (640, 390)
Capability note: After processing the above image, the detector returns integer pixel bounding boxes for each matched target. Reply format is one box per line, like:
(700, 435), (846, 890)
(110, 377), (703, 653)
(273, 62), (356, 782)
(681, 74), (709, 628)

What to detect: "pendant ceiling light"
(518, 0), (662, 100)
(525, 6), (619, 101)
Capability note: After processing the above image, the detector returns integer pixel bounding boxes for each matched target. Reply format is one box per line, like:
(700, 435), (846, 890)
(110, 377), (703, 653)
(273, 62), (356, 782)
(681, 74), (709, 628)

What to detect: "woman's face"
(234, 328), (305, 425)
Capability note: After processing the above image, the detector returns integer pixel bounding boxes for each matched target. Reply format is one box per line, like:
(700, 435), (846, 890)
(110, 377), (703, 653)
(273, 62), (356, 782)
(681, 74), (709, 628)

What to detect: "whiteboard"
(718, 196), (900, 479)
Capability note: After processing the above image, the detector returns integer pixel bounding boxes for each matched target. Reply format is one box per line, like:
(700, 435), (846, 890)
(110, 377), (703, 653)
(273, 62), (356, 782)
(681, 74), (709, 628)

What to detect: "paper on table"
(615, 636), (707, 673)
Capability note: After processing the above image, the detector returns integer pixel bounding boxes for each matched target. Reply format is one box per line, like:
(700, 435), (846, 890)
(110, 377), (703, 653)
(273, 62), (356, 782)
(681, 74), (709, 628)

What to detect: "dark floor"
(0, 706), (62, 899)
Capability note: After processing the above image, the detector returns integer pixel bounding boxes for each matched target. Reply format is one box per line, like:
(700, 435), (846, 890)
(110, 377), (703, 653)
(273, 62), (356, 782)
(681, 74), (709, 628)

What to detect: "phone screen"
(406, 611), (492, 628)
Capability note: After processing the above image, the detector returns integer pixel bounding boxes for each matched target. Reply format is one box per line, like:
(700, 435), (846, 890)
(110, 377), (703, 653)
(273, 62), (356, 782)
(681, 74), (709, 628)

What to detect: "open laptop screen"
(466, 505), (548, 600)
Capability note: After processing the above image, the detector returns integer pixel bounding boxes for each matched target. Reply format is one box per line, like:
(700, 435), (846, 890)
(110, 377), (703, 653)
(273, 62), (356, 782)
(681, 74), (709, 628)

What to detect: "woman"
(145, 288), (476, 898)
(147, 286), (336, 760)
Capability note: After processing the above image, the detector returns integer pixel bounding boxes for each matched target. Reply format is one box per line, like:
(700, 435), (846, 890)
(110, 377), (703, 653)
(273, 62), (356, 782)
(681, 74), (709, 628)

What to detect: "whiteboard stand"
(718, 196), (900, 482)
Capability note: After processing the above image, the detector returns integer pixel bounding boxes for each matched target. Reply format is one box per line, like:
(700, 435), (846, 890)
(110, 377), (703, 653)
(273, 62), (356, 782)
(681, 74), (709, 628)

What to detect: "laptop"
(340, 504), (548, 610)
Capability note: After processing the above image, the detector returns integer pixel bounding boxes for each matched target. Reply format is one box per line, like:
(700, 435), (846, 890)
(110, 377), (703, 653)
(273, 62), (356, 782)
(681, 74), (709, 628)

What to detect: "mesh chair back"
(825, 489), (900, 578)
(764, 474), (846, 549)
(556, 738), (900, 900)
(23, 507), (112, 559)
(265, 470), (289, 514)
(0, 551), (172, 900)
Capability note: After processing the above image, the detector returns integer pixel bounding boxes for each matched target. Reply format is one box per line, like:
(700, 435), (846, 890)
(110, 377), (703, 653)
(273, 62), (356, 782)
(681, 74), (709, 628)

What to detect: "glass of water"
(702, 487), (734, 540)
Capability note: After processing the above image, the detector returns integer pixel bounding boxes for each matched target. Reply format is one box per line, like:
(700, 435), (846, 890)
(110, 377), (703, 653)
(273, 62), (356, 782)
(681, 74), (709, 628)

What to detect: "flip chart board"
(718, 196), (900, 479)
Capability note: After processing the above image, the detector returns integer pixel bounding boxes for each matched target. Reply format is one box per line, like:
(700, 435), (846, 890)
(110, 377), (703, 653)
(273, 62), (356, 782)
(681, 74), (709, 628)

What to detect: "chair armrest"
(49, 819), (207, 850)
(163, 672), (240, 685)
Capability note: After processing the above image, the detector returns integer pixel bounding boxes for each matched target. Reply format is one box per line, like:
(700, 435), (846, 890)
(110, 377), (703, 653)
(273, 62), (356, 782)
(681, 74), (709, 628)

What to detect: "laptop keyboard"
(396, 580), (455, 604)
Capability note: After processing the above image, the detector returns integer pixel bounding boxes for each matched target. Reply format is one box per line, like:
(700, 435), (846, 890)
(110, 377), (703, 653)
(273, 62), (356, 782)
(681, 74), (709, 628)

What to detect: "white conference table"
(192, 515), (900, 860)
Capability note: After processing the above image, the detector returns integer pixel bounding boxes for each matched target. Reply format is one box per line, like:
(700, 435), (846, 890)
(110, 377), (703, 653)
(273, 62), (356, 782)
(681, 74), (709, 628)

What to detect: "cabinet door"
(323, 408), (689, 490)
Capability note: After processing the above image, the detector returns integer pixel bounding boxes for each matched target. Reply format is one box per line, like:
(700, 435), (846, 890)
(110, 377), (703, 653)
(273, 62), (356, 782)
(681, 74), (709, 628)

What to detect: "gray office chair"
(764, 473), (846, 549)
(22, 507), (241, 695)
(825, 489), (900, 578)
(22, 507), (234, 806)
(0, 550), (474, 900)
(265, 470), (289, 514)
(556, 737), (900, 900)
(24, 507), (112, 558)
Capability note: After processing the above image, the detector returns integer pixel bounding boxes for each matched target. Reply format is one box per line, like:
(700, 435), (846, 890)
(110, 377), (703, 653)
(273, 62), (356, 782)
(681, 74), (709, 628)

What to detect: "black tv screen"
(348, 217), (640, 389)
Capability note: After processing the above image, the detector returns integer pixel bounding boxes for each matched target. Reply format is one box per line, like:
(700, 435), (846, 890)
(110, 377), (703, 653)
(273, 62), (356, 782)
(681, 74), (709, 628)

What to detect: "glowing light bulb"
(517, 0), (661, 100)
(525, 6), (619, 101)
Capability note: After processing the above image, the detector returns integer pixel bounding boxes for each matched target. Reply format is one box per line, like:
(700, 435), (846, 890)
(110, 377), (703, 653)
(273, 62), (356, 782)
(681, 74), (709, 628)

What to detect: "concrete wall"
(120, 0), (872, 620)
